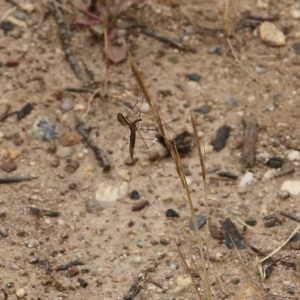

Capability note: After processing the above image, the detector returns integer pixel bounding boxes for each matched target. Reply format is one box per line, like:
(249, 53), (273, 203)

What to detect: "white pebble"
(27, 239), (39, 248)
(239, 172), (253, 188)
(57, 218), (65, 226)
(287, 150), (300, 161)
(133, 256), (142, 264)
(281, 180), (300, 195)
(140, 102), (150, 113)
(16, 288), (26, 298)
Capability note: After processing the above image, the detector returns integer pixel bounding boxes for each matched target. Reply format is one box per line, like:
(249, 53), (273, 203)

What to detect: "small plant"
(74, 0), (140, 65)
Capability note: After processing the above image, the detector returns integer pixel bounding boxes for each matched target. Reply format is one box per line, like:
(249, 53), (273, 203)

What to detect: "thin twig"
(141, 30), (196, 53)
(50, 0), (85, 82)
(175, 239), (202, 299)
(236, 217), (270, 235)
(75, 119), (111, 171)
(280, 211), (300, 223)
(0, 177), (32, 183)
(260, 223), (300, 263)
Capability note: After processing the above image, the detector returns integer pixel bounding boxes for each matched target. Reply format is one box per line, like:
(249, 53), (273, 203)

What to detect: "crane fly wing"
(117, 113), (129, 126)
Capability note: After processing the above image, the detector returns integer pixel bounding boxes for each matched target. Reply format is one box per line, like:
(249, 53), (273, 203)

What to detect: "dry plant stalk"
(127, 49), (211, 300)
(223, 0), (255, 80)
(224, 0), (239, 38)
(175, 240), (202, 299)
(229, 236), (265, 299)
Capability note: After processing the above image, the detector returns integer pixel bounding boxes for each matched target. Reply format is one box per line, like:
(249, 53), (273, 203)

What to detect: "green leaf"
(91, 24), (106, 35)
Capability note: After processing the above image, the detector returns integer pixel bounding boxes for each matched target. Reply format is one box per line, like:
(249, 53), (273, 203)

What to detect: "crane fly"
(117, 113), (142, 159)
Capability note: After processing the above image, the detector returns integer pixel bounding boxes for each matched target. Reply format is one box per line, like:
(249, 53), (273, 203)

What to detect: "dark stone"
(166, 209), (180, 218)
(220, 218), (247, 249)
(245, 218), (257, 226)
(0, 21), (14, 34)
(130, 190), (140, 200)
(185, 73), (201, 81)
(218, 171), (238, 179)
(190, 214), (206, 230)
(210, 125), (231, 151)
(78, 278), (88, 288)
(193, 105), (212, 115)
(291, 232), (300, 242)
(17, 103), (33, 120)
(209, 45), (221, 54)
(266, 157), (284, 169)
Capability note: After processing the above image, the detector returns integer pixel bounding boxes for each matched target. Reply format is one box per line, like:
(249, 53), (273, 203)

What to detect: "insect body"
(117, 113), (142, 159)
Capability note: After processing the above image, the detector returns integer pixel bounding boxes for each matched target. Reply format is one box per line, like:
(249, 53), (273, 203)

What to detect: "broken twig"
(0, 177), (32, 183)
(141, 30), (196, 53)
(50, 0), (85, 82)
(76, 120), (111, 171)
(241, 116), (257, 170)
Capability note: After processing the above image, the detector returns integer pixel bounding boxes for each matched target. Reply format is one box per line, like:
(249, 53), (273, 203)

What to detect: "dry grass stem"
(82, 88), (101, 120)
(260, 222), (300, 263)
(175, 240), (202, 299)
(128, 49), (211, 300)
(229, 236), (265, 299)
(236, 217), (271, 235)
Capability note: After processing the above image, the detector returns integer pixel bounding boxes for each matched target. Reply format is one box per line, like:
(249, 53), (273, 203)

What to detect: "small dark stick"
(117, 113), (142, 159)
(75, 120), (111, 171)
(0, 177), (32, 183)
(241, 116), (257, 170)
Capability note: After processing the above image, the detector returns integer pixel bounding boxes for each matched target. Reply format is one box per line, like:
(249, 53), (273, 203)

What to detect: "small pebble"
(287, 150), (300, 161)
(132, 200), (149, 211)
(16, 288), (26, 298)
(189, 214), (206, 230)
(166, 209), (180, 218)
(117, 169), (131, 181)
(140, 102), (150, 113)
(278, 190), (290, 200)
(7, 150), (19, 160)
(245, 218), (257, 226)
(207, 165), (220, 173)
(61, 98), (74, 112)
(85, 199), (104, 215)
(68, 266), (79, 277)
(209, 45), (221, 54)
(239, 172), (253, 188)
(173, 275), (193, 294)
(78, 278), (88, 288)
(160, 238), (170, 245)
(28, 117), (59, 141)
(50, 158), (60, 167)
(218, 171), (238, 179)
(130, 190), (140, 200)
(95, 182), (128, 203)
(281, 180), (300, 195)
(291, 232), (300, 242)
(185, 73), (201, 81)
(219, 191), (230, 198)
(210, 125), (231, 151)
(1, 160), (17, 172)
(193, 105), (211, 115)
(27, 239), (39, 248)
(266, 157), (284, 168)
(64, 160), (80, 173)
(56, 146), (74, 158)
(259, 21), (286, 46)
